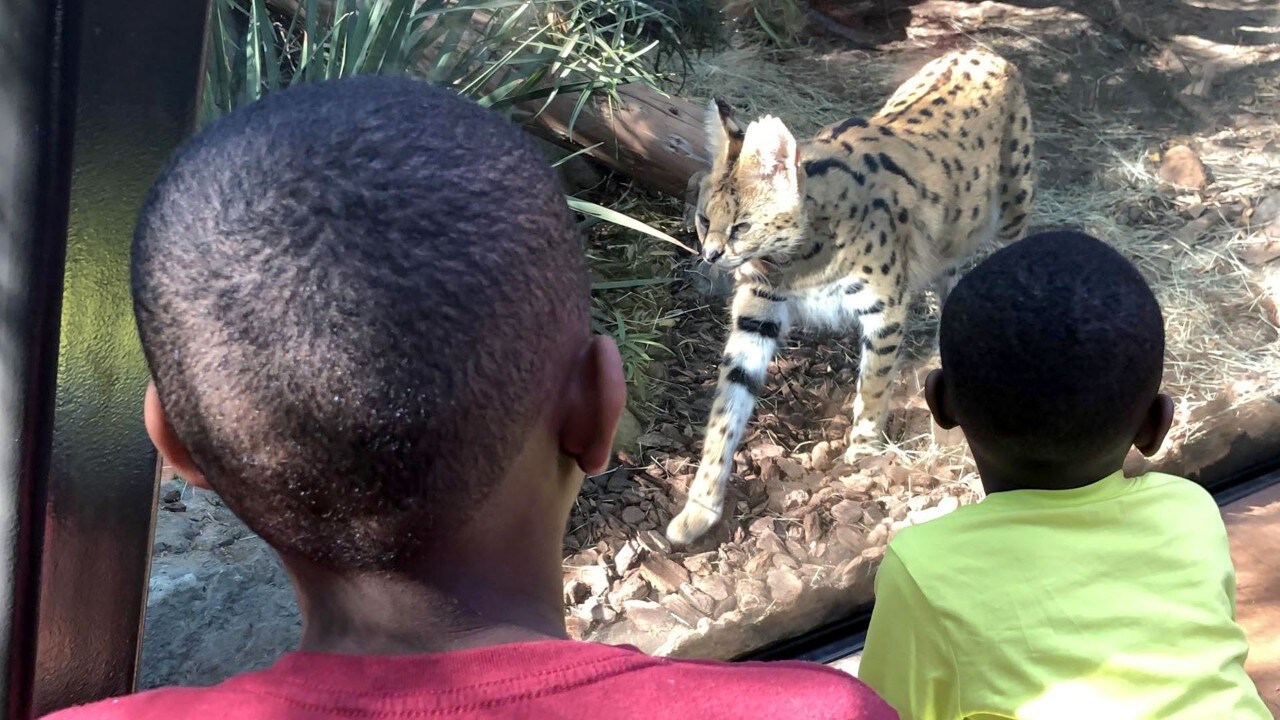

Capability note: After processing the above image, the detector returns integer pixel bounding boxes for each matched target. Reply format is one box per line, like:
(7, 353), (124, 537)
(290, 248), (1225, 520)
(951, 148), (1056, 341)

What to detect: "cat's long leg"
(667, 284), (789, 545)
(843, 283), (908, 463)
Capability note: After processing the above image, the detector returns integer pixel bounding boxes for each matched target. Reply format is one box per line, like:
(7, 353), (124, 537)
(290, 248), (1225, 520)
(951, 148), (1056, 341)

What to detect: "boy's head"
(926, 230), (1173, 490)
(133, 76), (624, 575)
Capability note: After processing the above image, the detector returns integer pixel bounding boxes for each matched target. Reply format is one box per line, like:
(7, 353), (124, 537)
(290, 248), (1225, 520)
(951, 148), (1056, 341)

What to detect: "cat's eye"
(730, 221), (752, 240)
(696, 212), (710, 235)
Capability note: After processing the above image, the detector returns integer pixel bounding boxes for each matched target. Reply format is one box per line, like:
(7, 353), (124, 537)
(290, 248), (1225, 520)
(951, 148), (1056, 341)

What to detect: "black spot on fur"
(864, 241), (874, 254)
(881, 263), (891, 275)
(863, 154), (880, 172)
(931, 97), (947, 106)
(799, 242), (823, 261)
(831, 117), (869, 136)
(1021, 143), (1031, 157)
(876, 344), (899, 356)
(897, 209), (908, 224)
(971, 207), (980, 220)
(878, 126), (894, 137)
(1015, 190), (1028, 204)
(1020, 115), (1028, 131)
(803, 158), (866, 186)
(919, 109), (933, 118)
(879, 231), (888, 246)
(862, 265), (873, 275)
(878, 154), (917, 188)
(977, 137), (986, 149)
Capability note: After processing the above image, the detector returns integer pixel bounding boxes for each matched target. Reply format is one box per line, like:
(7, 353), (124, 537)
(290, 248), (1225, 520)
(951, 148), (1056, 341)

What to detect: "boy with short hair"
(43, 76), (897, 719)
(858, 230), (1269, 719)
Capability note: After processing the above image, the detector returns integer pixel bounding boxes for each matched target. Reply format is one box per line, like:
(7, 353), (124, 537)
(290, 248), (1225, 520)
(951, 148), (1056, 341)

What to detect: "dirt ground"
(139, 0), (1280, 686)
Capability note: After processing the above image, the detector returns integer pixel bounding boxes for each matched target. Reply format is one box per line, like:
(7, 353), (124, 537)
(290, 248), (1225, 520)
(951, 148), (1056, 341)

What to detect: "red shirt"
(43, 640), (896, 719)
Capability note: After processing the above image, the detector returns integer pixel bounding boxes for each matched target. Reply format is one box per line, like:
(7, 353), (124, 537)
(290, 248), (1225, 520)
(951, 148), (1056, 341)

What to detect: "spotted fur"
(668, 48), (1037, 545)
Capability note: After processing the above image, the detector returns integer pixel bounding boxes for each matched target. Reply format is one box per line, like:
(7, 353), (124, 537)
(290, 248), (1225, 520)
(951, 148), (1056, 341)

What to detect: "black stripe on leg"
(855, 300), (885, 316)
(875, 344), (900, 356)
(726, 366), (763, 395)
(875, 322), (902, 339)
(750, 287), (787, 302)
(736, 317), (780, 338)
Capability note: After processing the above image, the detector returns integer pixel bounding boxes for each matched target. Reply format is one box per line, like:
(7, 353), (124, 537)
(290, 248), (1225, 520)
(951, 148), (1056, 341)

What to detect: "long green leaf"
(567, 198), (694, 254)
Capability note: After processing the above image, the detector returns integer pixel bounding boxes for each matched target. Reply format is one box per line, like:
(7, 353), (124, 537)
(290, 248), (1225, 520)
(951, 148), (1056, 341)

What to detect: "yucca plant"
(202, 0), (692, 383)
(202, 0), (690, 249)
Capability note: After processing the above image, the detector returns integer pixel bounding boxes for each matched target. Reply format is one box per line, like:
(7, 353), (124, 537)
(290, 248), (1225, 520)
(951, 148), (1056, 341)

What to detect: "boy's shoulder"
(40, 642), (898, 720)
(887, 471), (1222, 560)
(636, 656), (898, 717)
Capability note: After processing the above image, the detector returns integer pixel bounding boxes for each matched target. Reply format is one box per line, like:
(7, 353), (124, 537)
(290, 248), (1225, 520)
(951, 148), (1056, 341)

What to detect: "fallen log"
(261, 0), (711, 199)
(515, 86), (709, 199)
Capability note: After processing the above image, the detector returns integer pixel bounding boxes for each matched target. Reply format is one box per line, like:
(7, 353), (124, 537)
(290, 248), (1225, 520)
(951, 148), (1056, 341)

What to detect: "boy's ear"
(558, 335), (626, 476)
(1133, 393), (1174, 457)
(924, 369), (959, 430)
(144, 380), (211, 490)
(704, 98), (745, 167)
(739, 116), (799, 197)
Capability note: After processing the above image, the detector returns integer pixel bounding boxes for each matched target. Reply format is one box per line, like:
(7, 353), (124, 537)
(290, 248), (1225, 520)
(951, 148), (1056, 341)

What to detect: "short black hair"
(132, 76), (587, 571)
(939, 230), (1165, 464)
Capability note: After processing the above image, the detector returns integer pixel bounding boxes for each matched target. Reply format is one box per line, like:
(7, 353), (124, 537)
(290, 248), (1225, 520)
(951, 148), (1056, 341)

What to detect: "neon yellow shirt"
(858, 470), (1270, 720)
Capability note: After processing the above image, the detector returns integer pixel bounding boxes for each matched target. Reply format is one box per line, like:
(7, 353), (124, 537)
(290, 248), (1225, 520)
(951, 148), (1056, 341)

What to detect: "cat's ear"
(740, 115), (799, 196)
(705, 97), (745, 166)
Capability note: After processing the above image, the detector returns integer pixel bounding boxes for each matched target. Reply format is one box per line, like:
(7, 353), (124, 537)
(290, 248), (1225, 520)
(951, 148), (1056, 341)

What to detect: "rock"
(937, 496), (960, 514)
(565, 615), (592, 638)
(735, 578), (769, 612)
(614, 541), (644, 575)
(622, 600), (678, 634)
(661, 593), (706, 626)
(572, 565), (612, 596)
(564, 580), (590, 606)
(862, 502), (885, 524)
(162, 502), (187, 513)
(783, 489), (809, 510)
(907, 495), (931, 512)
(1252, 191), (1280, 228)
(833, 525), (868, 553)
(161, 488), (181, 504)
(620, 506), (647, 525)
(1158, 145), (1208, 190)
(830, 499), (862, 525)
(693, 575), (732, 602)
(608, 574), (651, 607)
(681, 551), (717, 575)
(611, 407), (644, 455)
(810, 441), (835, 472)
(636, 529), (672, 555)
(639, 556), (691, 595)
(748, 516), (776, 536)
(766, 567), (804, 605)
(777, 458), (805, 479)
(679, 583), (717, 616)
(866, 524), (890, 547)
(749, 443), (786, 461)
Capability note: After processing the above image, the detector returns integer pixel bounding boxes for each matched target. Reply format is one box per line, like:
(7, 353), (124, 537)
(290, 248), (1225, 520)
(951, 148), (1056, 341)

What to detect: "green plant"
(202, 0), (692, 385)
(722, 0), (807, 47)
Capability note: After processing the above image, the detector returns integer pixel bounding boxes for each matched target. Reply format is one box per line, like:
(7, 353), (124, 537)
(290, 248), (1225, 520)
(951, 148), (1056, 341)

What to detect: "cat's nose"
(703, 243), (725, 264)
